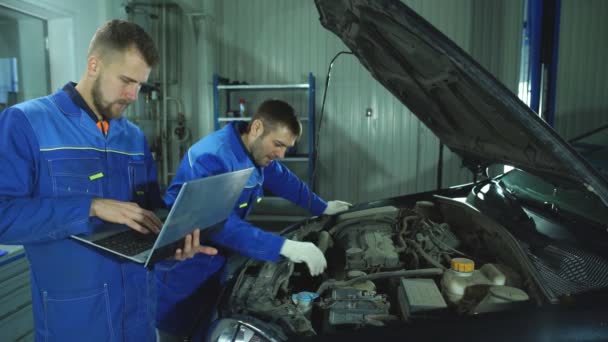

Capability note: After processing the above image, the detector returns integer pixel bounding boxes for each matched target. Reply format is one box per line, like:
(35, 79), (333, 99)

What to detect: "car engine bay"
(221, 195), (570, 337)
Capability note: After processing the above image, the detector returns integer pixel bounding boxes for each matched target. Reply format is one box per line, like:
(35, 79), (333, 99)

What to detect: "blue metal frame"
(546, 0), (561, 127)
(213, 73), (220, 131)
(308, 72), (316, 191)
(524, 0), (561, 126)
(528, 0), (543, 114)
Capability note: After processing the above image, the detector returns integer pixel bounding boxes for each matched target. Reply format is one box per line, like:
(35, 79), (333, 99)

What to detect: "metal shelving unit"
(212, 73), (316, 190)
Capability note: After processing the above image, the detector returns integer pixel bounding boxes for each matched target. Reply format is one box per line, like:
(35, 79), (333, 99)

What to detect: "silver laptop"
(71, 168), (254, 268)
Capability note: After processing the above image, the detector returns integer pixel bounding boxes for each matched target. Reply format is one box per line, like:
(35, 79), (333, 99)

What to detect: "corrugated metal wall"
(554, 0), (608, 139)
(204, 0), (523, 203)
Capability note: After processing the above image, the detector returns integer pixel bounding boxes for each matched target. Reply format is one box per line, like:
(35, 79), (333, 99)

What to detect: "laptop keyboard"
(95, 230), (157, 257)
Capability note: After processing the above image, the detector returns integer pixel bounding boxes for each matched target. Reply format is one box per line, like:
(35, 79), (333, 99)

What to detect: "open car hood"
(314, 0), (608, 205)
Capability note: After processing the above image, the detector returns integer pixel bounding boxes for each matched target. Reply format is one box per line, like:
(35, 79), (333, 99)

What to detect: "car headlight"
(207, 318), (278, 342)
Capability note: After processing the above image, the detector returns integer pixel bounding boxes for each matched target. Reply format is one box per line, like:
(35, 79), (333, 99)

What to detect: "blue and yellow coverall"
(156, 121), (328, 335)
(0, 83), (162, 341)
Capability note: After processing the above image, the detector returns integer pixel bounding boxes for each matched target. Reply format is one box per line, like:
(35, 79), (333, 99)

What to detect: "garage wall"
(17, 19), (48, 100)
(0, 0), (125, 89)
(0, 15), (49, 103)
(206, 0), (523, 203)
(0, 20), (18, 58)
(0, 0), (525, 203)
(553, 0), (608, 139)
(442, 0), (523, 189)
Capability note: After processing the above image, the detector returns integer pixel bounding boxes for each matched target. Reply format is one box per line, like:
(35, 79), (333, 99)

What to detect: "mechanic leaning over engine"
(155, 99), (351, 338)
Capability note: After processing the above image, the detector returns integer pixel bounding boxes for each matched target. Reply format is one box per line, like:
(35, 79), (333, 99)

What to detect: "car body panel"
(314, 0), (608, 205)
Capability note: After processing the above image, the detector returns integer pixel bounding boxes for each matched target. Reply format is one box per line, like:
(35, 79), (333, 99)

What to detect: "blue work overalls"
(0, 86), (161, 341)
(156, 121), (327, 336)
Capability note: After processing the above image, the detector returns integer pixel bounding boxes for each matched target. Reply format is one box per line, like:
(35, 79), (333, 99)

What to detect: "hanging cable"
(306, 51), (353, 217)
(314, 51), (354, 183)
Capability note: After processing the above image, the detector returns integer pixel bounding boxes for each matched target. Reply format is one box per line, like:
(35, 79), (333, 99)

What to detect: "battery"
(399, 278), (447, 320)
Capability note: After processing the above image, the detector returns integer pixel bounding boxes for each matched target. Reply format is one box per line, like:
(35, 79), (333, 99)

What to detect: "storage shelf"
(283, 157), (309, 162)
(213, 72), (316, 191)
(217, 84), (309, 90)
(218, 117), (309, 122)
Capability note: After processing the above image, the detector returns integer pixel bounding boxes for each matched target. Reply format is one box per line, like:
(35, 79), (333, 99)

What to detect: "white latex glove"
(280, 239), (327, 276)
(323, 200), (352, 215)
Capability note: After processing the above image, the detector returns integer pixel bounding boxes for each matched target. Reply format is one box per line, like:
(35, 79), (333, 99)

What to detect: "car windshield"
(497, 125), (608, 225)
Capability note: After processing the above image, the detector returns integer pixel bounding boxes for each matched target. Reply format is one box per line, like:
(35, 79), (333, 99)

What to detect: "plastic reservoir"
(441, 258), (506, 304)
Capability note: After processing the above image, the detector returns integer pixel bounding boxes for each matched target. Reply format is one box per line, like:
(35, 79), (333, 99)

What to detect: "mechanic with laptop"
(156, 99), (352, 339)
(0, 20), (216, 341)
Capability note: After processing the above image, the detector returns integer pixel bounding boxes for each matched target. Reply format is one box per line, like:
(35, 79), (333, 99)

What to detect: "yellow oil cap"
(451, 258), (475, 273)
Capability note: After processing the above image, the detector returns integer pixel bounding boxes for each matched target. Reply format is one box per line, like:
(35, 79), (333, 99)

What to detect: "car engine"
(224, 197), (542, 338)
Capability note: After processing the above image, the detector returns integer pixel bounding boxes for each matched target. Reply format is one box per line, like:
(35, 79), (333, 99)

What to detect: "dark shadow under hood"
(314, 0), (608, 205)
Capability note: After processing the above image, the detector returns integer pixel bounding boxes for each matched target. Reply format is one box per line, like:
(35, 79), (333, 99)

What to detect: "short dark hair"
(88, 20), (159, 67)
(250, 99), (302, 137)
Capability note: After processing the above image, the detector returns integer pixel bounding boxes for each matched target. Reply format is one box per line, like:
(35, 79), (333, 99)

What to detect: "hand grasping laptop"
(90, 198), (218, 259)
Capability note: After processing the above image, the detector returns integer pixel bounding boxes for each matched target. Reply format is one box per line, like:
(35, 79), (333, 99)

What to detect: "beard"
(91, 76), (131, 119)
(250, 136), (272, 167)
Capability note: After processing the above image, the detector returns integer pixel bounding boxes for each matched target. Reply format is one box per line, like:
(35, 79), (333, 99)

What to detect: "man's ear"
(87, 56), (101, 77)
(250, 119), (265, 138)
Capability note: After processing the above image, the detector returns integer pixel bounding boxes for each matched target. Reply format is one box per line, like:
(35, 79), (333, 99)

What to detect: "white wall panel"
(554, 0), (608, 139)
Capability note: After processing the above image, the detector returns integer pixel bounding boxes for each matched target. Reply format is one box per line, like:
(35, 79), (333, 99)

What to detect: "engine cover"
(338, 223), (400, 271)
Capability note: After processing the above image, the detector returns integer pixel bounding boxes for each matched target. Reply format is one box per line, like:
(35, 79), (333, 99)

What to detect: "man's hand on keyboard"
(174, 228), (218, 261)
(89, 198), (162, 234)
